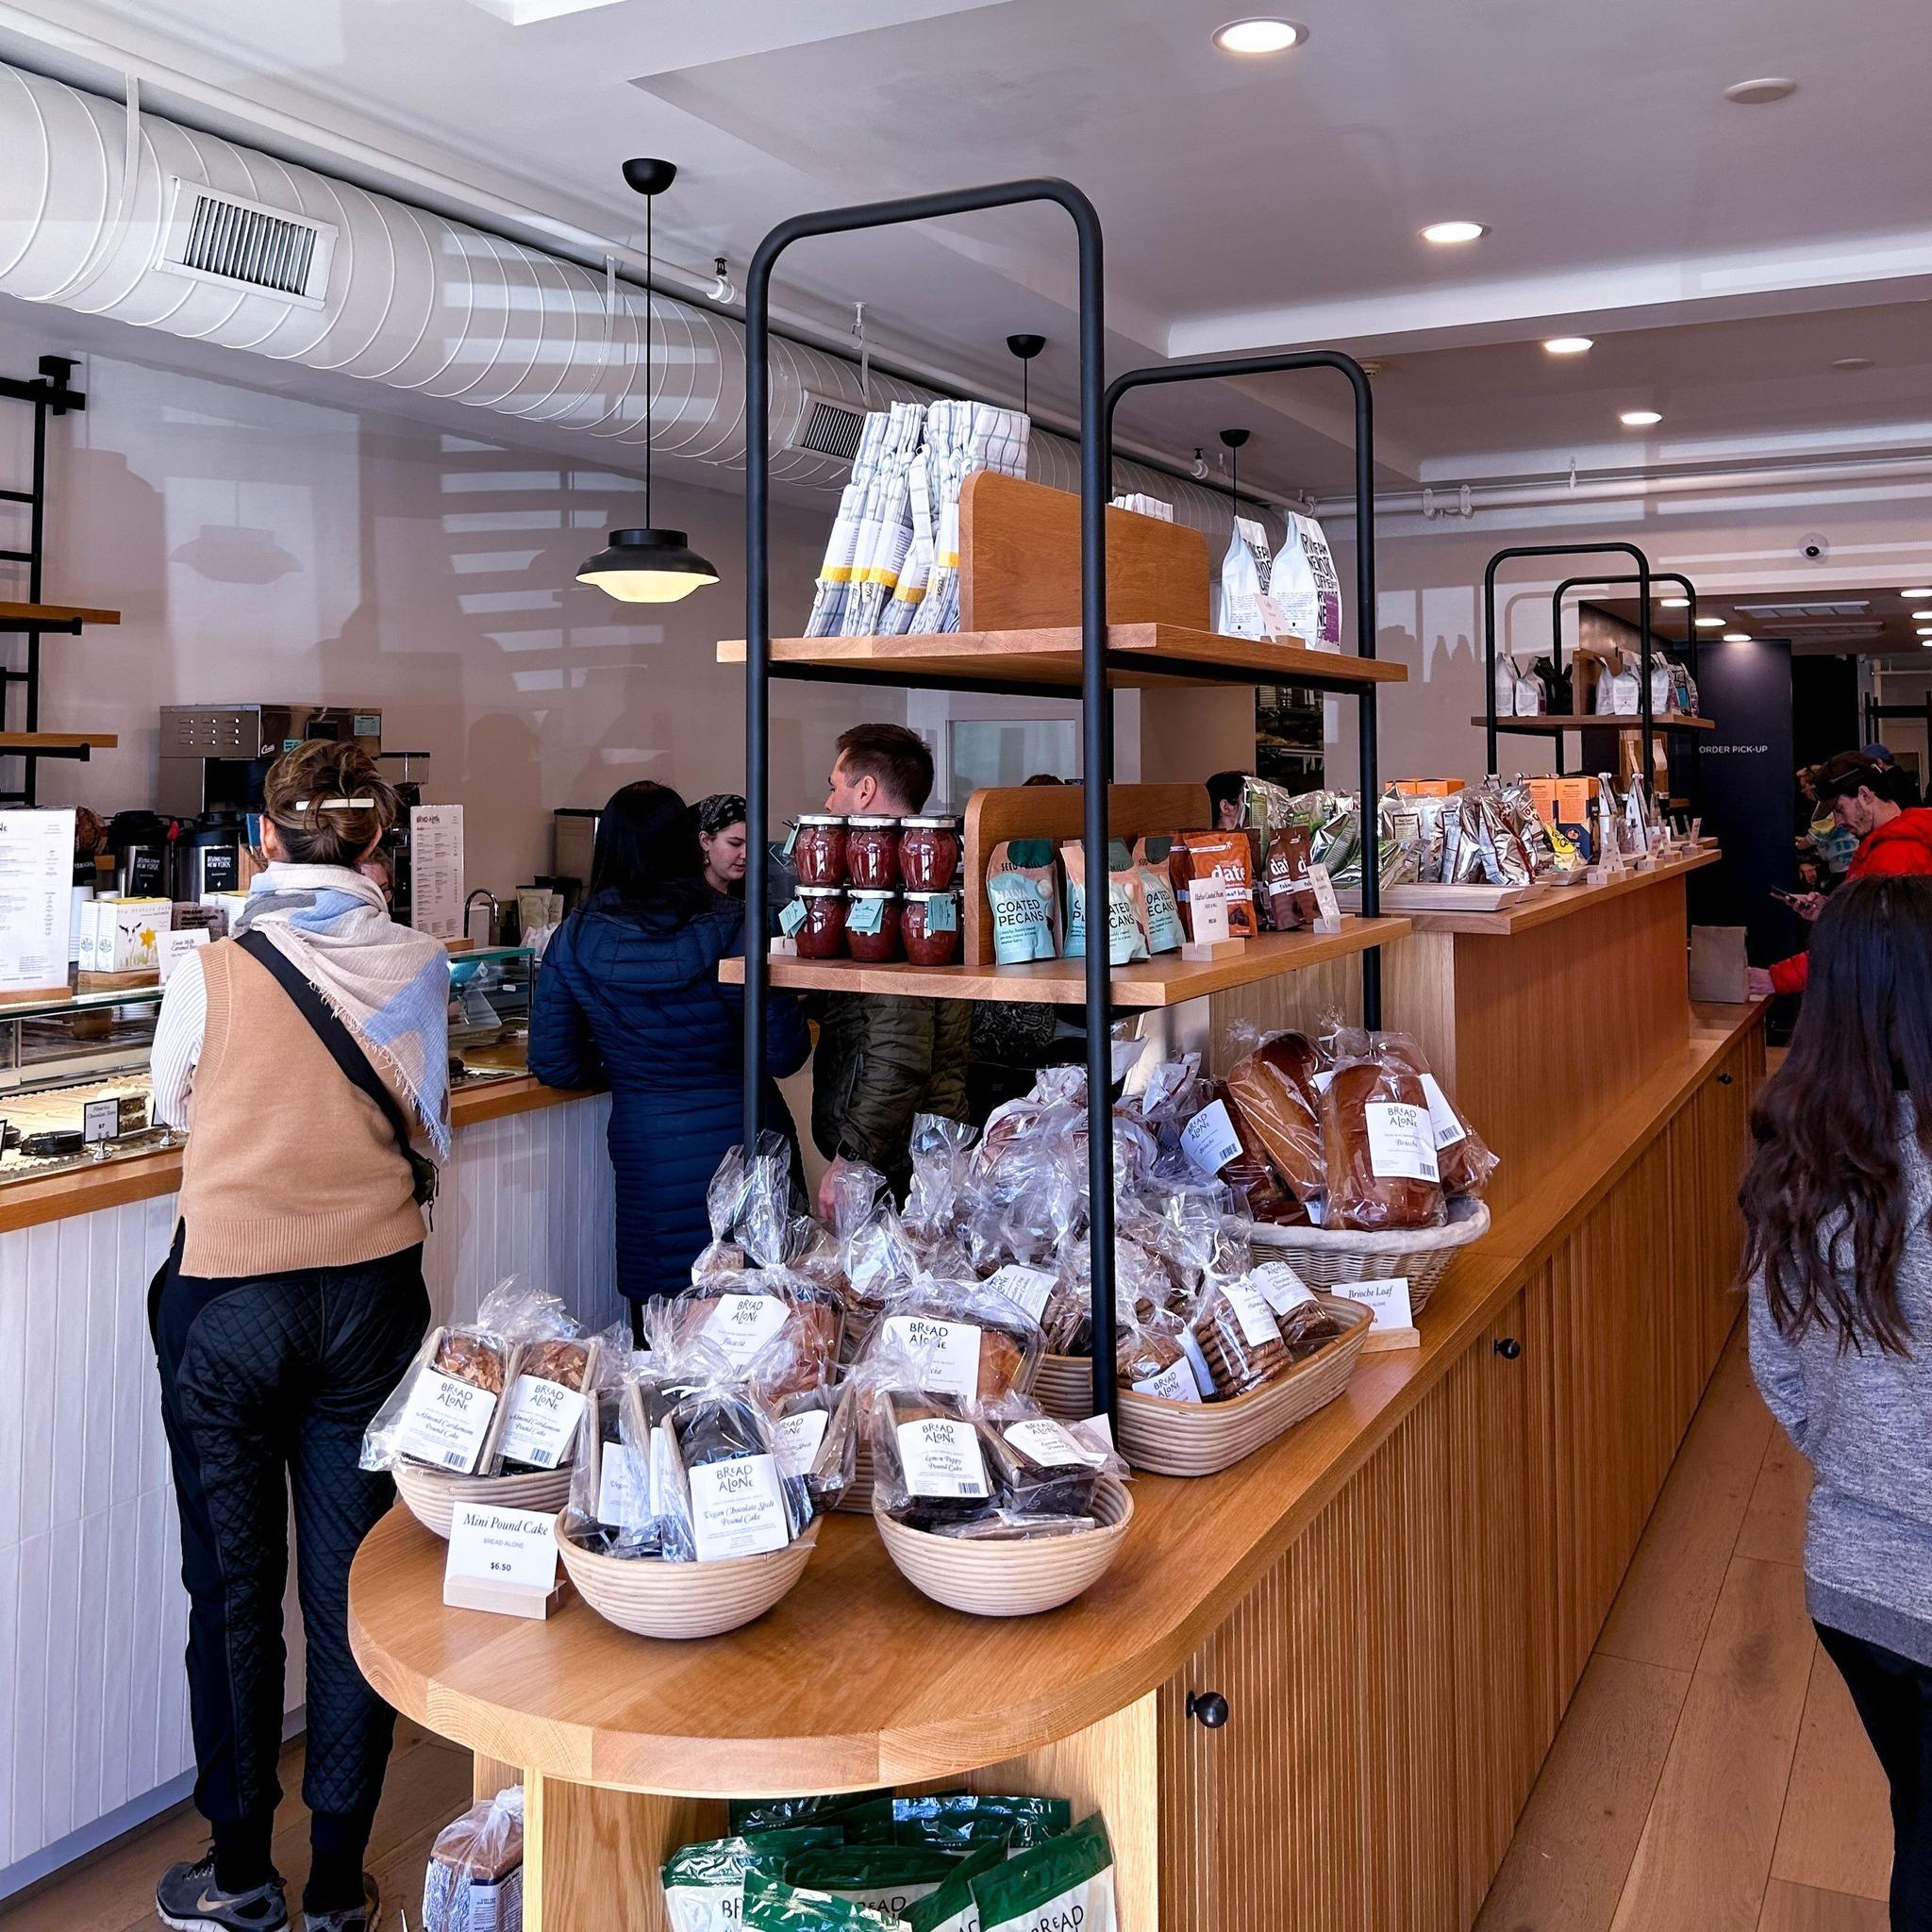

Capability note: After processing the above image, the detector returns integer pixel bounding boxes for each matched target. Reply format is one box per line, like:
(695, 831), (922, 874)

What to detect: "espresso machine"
(158, 704), (383, 817)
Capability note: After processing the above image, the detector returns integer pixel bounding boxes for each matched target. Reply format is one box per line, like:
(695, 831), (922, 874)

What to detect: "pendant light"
(1219, 426), (1250, 511)
(576, 158), (719, 604)
(1007, 332), (1045, 416)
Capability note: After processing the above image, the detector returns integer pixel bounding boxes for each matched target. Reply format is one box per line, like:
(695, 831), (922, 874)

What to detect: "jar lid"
(845, 887), (901, 900)
(900, 814), (959, 830)
(797, 885), (845, 898)
(846, 814), (900, 828)
(794, 812), (846, 826)
(902, 890), (960, 904)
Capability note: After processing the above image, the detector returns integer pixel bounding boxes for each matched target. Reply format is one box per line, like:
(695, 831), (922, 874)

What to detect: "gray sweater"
(1748, 1123), (1932, 1668)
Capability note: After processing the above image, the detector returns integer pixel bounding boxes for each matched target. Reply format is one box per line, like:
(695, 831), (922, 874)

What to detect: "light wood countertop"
(347, 998), (1768, 1798)
(0, 1075), (595, 1236)
(1400, 847), (1721, 936)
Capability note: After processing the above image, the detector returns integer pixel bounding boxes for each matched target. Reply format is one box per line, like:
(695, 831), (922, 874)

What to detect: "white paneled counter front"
(0, 1082), (617, 1897)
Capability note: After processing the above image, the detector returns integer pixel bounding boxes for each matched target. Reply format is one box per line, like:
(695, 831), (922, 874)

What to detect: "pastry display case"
(447, 945), (534, 1083)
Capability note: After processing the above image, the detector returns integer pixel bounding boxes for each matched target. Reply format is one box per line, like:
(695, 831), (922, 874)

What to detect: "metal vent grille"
(157, 179), (336, 307)
(789, 392), (868, 463)
(1735, 600), (1871, 619)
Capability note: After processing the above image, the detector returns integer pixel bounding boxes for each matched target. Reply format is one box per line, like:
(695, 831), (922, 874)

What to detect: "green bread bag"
(742, 1871), (908, 1930)
(731, 1795), (893, 1837)
(784, 1845), (963, 1922)
(904, 1840), (1008, 1932)
(970, 1813), (1116, 1932)
(662, 1828), (843, 1932)
(891, 1795), (1071, 1851)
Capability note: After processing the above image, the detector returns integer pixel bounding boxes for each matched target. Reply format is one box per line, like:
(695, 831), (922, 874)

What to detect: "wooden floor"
(1477, 1325), (1894, 1932)
(2, 1320), (1891, 1932)
(0, 1720), (472, 1931)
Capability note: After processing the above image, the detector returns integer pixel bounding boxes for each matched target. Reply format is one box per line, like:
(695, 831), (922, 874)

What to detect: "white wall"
(0, 312), (884, 892)
(1324, 487), (1932, 789)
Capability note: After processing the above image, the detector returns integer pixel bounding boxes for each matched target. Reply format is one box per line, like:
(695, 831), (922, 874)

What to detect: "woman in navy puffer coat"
(528, 781), (809, 1307)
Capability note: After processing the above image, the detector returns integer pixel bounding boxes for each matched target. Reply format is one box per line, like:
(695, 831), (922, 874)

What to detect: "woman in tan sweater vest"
(147, 742), (449, 1932)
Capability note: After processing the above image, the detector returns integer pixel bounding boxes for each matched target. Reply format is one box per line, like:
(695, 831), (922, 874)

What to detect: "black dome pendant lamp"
(576, 158), (719, 604)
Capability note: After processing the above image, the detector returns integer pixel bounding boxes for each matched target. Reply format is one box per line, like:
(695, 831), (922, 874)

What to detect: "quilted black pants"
(149, 1228), (428, 1851)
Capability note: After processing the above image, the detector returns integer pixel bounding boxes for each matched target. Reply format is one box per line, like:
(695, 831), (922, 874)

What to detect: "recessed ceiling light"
(1830, 357), (1874, 372)
(1543, 336), (1593, 355)
(1724, 76), (1797, 105)
(1420, 220), (1487, 245)
(1722, 631), (1753, 643)
(1913, 609), (1932, 622)
(1620, 408), (1663, 427)
(1903, 588), (1932, 600)
(1694, 616), (1726, 628)
(1660, 596), (1690, 608)
(1212, 17), (1306, 53)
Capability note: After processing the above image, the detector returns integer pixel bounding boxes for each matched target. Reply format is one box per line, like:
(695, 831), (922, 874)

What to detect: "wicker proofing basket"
(555, 1519), (821, 1641)
(392, 1460), (575, 1540)
(1244, 1196), (1491, 1313)
(873, 1479), (1133, 1618)
(1113, 1293), (1374, 1478)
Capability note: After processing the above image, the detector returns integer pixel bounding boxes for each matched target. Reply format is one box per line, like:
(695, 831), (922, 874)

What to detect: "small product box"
(79, 897), (173, 978)
(1391, 778), (1465, 798)
(199, 889), (251, 938)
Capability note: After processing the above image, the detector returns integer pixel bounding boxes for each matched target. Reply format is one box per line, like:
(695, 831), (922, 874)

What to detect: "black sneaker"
(156, 1851), (289, 1931)
(303, 1872), (379, 1931)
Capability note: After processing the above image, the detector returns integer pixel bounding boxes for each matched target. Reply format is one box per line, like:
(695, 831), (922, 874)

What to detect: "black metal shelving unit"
(1102, 348), (1385, 1022)
(1483, 541), (1659, 784)
(738, 180), (1392, 1423)
(0, 356), (108, 807)
(1547, 570), (1705, 798)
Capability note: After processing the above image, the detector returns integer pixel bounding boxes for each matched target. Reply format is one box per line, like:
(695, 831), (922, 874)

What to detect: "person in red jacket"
(1752, 754), (1932, 995)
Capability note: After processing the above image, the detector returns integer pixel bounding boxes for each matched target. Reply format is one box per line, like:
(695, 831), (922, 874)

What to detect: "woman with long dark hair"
(1741, 875), (1932, 1928)
(528, 781), (808, 1311)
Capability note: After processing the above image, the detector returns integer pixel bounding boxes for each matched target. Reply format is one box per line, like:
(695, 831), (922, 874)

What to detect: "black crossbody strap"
(234, 930), (439, 1218)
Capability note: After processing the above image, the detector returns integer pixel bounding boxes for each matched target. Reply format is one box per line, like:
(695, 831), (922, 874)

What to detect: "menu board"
(408, 804), (465, 940)
(0, 809), (75, 994)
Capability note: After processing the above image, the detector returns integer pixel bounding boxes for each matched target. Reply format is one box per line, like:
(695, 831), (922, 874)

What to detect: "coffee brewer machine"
(158, 705), (383, 817)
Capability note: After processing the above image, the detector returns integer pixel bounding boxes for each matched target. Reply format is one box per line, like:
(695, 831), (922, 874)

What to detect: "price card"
(1307, 860), (1342, 929)
(82, 1097), (120, 1145)
(1190, 874), (1231, 943)
(777, 899), (807, 936)
(983, 1263), (1057, 1325)
(443, 1503), (561, 1619)
(1341, 1276), (1420, 1353)
(158, 926), (210, 985)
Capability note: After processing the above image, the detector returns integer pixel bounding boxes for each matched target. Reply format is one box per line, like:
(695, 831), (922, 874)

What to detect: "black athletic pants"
(1819, 1622), (1932, 1930)
(150, 1227), (428, 1868)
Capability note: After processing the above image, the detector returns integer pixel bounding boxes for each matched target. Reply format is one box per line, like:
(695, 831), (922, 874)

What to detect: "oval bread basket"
(873, 1478), (1133, 1618)
(555, 1519), (820, 1640)
(1245, 1196), (1491, 1314)
(393, 1460), (575, 1541)
(1115, 1293), (1374, 1477)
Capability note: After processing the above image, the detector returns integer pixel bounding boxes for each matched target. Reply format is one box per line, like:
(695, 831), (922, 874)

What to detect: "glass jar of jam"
(901, 891), (960, 966)
(793, 886), (848, 960)
(791, 814), (847, 887)
(844, 815), (902, 888)
(899, 814), (961, 892)
(843, 889), (902, 963)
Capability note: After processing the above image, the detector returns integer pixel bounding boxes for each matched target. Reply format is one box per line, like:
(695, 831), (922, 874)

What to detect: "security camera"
(1800, 532), (1829, 561)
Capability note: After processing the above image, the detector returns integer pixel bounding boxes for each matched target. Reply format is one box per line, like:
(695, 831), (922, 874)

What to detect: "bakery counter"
(347, 999), (1768, 1932)
(0, 1075), (620, 1896)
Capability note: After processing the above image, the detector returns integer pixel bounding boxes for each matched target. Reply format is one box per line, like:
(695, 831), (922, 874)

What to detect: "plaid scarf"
(233, 863), (451, 1157)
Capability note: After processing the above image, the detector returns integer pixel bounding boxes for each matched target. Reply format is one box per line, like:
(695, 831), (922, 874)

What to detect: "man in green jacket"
(811, 723), (971, 1213)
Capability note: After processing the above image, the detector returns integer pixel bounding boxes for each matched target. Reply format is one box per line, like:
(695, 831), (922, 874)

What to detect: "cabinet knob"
(1494, 1336), (1522, 1360)
(1187, 1690), (1230, 1729)
(1717, 1072), (1734, 1086)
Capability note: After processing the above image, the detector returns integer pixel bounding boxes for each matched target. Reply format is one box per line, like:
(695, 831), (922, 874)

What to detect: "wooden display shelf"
(0, 730), (116, 750)
(720, 625), (1407, 692)
(720, 918), (1410, 1007)
(1474, 711), (1715, 734)
(0, 601), (120, 627)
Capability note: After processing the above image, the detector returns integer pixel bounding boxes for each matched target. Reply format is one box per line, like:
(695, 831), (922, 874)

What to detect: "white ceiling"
(2, 0), (1929, 497)
(1599, 585), (1932, 660)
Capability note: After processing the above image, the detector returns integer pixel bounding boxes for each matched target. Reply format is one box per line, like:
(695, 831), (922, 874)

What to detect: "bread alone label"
(397, 1367), (498, 1474)
(700, 1292), (791, 1368)
(1364, 1101), (1441, 1184)
(1132, 1356), (1204, 1404)
(687, 1452), (791, 1560)
(773, 1407), (830, 1480)
(497, 1374), (588, 1470)
(881, 1314), (984, 1403)
(897, 1417), (991, 1500)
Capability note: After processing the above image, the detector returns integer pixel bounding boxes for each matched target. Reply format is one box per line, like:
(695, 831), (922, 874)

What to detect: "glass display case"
(0, 945), (538, 1187)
